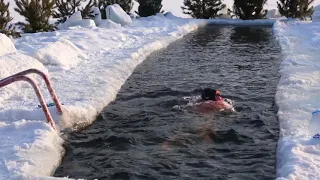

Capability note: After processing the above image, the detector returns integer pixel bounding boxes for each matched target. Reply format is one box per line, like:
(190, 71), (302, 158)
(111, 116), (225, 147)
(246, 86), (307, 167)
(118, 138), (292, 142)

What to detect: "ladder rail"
(0, 69), (63, 115)
(0, 75), (56, 130)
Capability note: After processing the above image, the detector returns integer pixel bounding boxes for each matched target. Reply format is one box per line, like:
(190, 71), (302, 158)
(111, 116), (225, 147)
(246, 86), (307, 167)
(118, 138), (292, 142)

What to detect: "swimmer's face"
(215, 91), (223, 101)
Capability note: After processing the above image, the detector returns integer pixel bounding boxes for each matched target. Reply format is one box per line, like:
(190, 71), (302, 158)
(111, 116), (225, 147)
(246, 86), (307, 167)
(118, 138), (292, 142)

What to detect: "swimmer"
(162, 88), (235, 150)
(197, 88), (234, 112)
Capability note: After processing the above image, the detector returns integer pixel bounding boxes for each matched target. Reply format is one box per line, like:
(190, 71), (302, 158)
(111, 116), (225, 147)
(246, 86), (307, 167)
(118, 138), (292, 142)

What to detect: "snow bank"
(0, 53), (47, 80)
(0, 53), (63, 179)
(105, 4), (132, 26)
(100, 19), (122, 29)
(267, 9), (281, 19)
(60, 19), (96, 30)
(0, 33), (16, 56)
(208, 18), (276, 26)
(33, 38), (88, 70)
(68, 11), (82, 22)
(0, 53), (48, 106)
(59, 11), (96, 30)
(219, 5), (232, 19)
(88, 7), (102, 26)
(164, 12), (182, 20)
(313, 5), (320, 22)
(0, 120), (64, 179)
(274, 20), (320, 179)
(315, 4), (320, 11)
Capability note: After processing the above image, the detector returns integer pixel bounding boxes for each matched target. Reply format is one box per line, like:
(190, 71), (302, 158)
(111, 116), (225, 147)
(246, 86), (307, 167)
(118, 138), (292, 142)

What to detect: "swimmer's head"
(201, 88), (222, 101)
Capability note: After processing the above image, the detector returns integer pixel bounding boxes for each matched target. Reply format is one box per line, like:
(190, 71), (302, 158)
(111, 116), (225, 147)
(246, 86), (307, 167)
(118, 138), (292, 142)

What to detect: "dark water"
(54, 25), (281, 180)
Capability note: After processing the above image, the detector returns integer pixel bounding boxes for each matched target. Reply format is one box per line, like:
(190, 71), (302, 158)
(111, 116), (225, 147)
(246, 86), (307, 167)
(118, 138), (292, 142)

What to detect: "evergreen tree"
(81, 0), (96, 18)
(53, 0), (96, 23)
(232, 0), (267, 20)
(136, 0), (163, 17)
(277, 0), (314, 19)
(14, 0), (55, 33)
(97, 0), (133, 19)
(181, 0), (225, 19)
(0, 0), (13, 31)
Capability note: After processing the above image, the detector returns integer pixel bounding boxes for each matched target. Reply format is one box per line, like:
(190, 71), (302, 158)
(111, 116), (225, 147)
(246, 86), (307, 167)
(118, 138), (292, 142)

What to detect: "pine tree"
(14, 0), (55, 33)
(136, 0), (163, 17)
(81, 0), (96, 18)
(97, 0), (133, 19)
(0, 0), (13, 31)
(181, 0), (225, 19)
(232, 0), (267, 20)
(277, 0), (314, 19)
(53, 0), (96, 23)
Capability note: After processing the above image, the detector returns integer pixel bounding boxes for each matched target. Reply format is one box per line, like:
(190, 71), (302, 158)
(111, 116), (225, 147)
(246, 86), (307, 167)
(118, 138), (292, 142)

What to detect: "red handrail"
(0, 75), (56, 130)
(0, 69), (63, 115)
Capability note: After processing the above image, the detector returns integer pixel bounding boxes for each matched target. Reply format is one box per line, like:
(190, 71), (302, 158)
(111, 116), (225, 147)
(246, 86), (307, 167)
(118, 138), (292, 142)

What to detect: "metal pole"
(0, 75), (57, 130)
(0, 69), (63, 115)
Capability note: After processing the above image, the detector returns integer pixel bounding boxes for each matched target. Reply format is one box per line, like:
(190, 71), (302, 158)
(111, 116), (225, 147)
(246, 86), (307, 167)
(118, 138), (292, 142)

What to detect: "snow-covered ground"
(1, 13), (320, 180)
(274, 20), (320, 179)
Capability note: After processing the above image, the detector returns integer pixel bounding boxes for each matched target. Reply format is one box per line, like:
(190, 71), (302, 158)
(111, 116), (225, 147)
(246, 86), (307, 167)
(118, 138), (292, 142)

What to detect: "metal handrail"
(0, 75), (56, 130)
(0, 69), (63, 114)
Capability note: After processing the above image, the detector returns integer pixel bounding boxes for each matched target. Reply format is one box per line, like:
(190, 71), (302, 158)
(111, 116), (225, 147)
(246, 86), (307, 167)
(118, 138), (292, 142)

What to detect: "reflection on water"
(54, 25), (281, 180)
(230, 26), (271, 43)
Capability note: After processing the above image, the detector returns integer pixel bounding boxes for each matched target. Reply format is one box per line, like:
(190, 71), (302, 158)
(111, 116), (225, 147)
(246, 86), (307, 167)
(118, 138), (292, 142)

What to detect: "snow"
(219, 4), (232, 19)
(33, 38), (88, 70)
(273, 20), (320, 179)
(58, 11), (96, 30)
(1, 9), (320, 180)
(315, 4), (320, 11)
(99, 19), (122, 29)
(0, 120), (64, 179)
(67, 11), (82, 22)
(267, 9), (282, 19)
(0, 33), (16, 56)
(207, 19), (276, 26)
(59, 5), (128, 29)
(313, 5), (320, 22)
(60, 19), (96, 30)
(88, 7), (102, 26)
(105, 4), (132, 26)
(309, 110), (320, 136)
(0, 53), (48, 104)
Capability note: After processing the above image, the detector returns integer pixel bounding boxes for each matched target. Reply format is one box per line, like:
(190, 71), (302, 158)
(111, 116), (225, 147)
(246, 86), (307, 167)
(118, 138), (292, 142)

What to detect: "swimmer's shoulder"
(199, 100), (235, 112)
